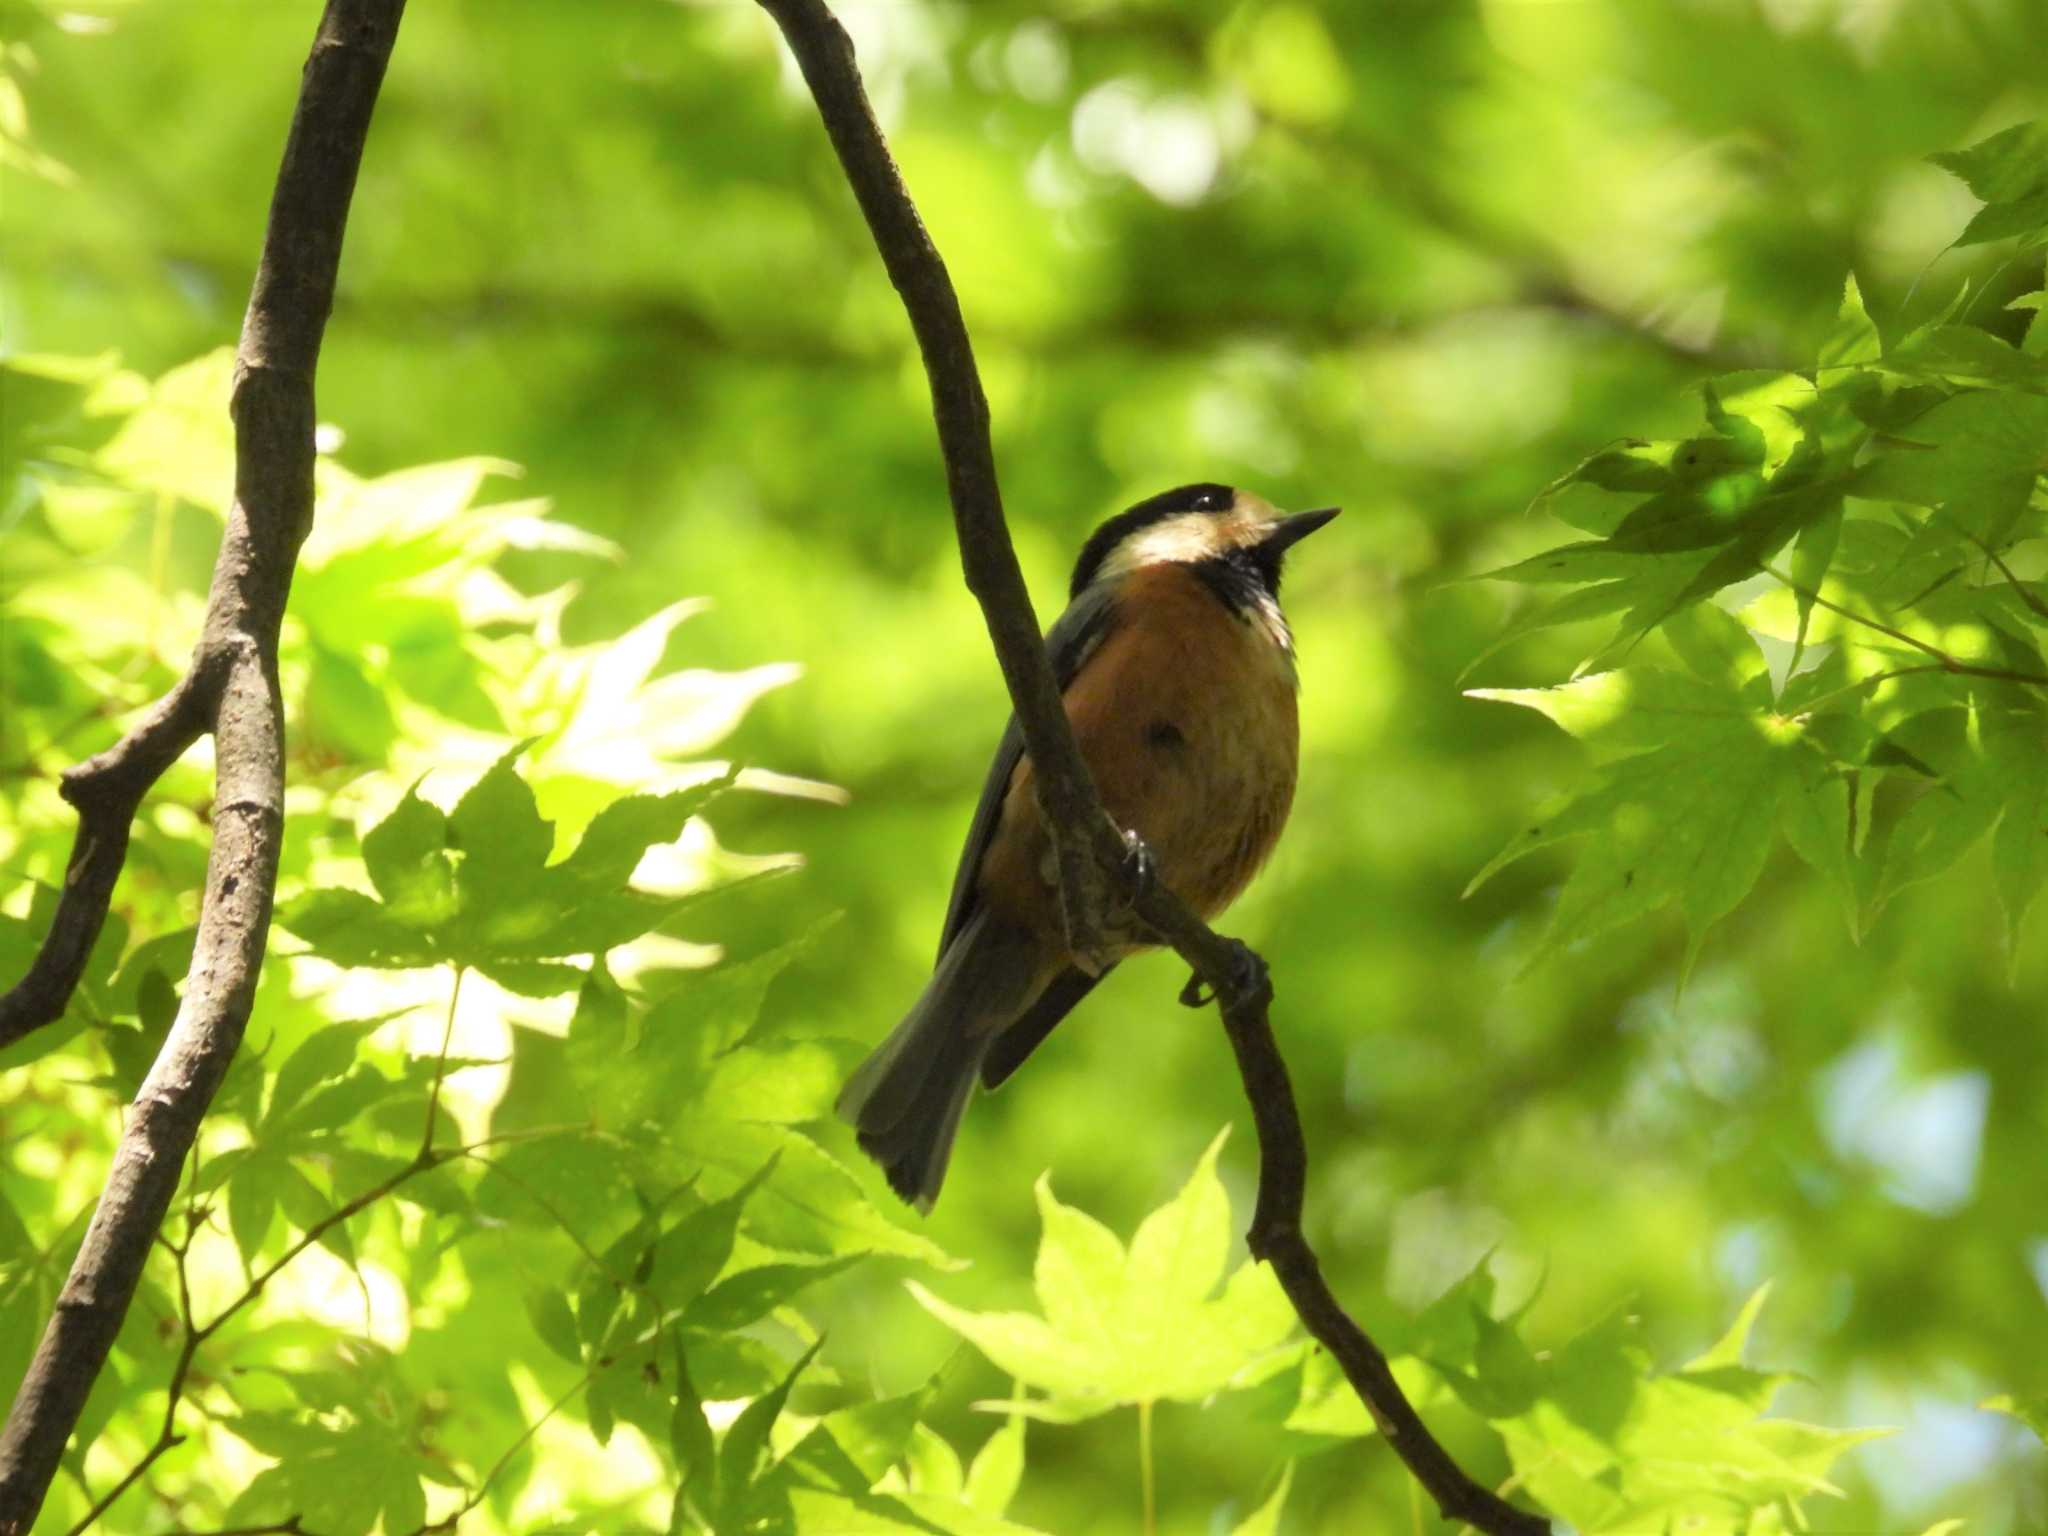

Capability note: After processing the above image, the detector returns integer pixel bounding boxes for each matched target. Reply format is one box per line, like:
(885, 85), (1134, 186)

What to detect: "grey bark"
(0, 3), (407, 1527)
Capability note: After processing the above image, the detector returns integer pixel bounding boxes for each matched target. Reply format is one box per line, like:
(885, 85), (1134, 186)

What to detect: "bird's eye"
(1194, 488), (1229, 512)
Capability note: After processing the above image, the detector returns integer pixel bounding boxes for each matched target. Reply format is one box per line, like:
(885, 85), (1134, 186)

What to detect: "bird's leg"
(1077, 826), (1158, 971)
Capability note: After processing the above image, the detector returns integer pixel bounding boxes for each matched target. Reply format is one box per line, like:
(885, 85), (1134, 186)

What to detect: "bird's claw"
(1118, 827), (1156, 900)
(1179, 939), (1268, 1011)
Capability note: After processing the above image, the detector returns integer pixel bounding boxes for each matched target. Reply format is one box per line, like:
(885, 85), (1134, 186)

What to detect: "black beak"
(1263, 506), (1340, 554)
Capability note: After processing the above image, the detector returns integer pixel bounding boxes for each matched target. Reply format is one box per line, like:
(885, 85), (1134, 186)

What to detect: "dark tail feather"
(847, 1025), (985, 1212)
(838, 912), (1038, 1211)
(980, 964), (1109, 1090)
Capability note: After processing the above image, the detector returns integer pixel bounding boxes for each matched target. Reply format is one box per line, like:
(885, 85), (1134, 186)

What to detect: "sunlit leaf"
(94, 349), (238, 514)
(1227, 1462), (1292, 1536)
(962, 1412), (1026, 1518)
(222, 1411), (434, 1536)
(277, 751), (735, 969)
(1818, 274), (1881, 370)
(1447, 1290), (1887, 1532)
(911, 1130), (1297, 1416)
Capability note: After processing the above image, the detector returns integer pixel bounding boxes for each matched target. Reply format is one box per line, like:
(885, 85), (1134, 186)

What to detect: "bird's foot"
(1070, 829), (1158, 971)
(1179, 939), (1268, 1010)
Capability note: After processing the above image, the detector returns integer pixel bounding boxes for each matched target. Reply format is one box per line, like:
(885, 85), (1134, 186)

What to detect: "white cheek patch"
(1098, 513), (1227, 580)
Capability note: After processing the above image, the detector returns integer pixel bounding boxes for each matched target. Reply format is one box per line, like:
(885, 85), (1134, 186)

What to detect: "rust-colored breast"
(979, 564), (1300, 947)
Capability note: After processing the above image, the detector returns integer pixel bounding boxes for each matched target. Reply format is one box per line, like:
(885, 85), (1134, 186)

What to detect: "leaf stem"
(1763, 562), (1953, 662)
(1784, 664), (1949, 718)
(421, 964), (465, 1154)
(1763, 563), (2048, 690)
(458, 1148), (620, 1281)
(1137, 1398), (1156, 1536)
(1942, 517), (2048, 625)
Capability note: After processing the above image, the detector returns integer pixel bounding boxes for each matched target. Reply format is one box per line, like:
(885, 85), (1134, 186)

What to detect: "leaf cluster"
(1471, 123), (2048, 971)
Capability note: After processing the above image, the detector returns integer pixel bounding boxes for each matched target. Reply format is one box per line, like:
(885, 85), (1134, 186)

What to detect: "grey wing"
(934, 583), (1122, 963)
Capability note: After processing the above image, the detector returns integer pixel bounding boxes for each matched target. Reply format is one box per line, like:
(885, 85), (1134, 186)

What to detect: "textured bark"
(756, 0), (1127, 968)
(0, 3), (406, 1527)
(754, 3), (1549, 1530)
(0, 681), (208, 1050)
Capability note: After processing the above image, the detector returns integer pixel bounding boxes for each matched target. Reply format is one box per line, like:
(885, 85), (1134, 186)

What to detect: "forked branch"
(0, 2), (406, 1528)
(753, 2), (1548, 1530)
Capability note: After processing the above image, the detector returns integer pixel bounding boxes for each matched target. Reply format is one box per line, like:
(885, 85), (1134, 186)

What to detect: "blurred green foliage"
(4, 0), (2048, 1531)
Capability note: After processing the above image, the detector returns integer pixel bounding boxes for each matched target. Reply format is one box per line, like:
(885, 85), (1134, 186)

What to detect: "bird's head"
(1069, 483), (1339, 601)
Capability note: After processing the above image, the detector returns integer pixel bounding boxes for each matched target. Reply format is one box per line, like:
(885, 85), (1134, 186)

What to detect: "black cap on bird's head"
(1069, 483), (1340, 600)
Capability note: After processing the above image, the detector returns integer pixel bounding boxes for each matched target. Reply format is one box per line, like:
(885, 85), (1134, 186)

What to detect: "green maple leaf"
(1478, 375), (1842, 661)
(1226, 1464), (1293, 1536)
(1856, 388), (2048, 549)
(1931, 119), (2048, 248)
(222, 1405), (445, 1536)
(908, 1129), (1298, 1418)
(276, 748), (733, 989)
(1467, 606), (1838, 973)
(1468, 1288), (1887, 1533)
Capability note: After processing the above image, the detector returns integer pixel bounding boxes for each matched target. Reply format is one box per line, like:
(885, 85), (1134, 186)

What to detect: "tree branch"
(753, 0), (1125, 970)
(753, 3), (1547, 1530)
(0, 678), (210, 1049)
(0, 3), (406, 1529)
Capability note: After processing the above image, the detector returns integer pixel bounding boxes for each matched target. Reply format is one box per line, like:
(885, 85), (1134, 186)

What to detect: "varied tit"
(839, 483), (1339, 1211)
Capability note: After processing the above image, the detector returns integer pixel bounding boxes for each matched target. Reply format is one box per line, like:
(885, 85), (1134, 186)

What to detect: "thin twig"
(59, 1124), (592, 1534)
(152, 1351), (613, 1536)
(0, 7), (407, 1526)
(62, 1230), (207, 1536)
(206, 1149), (447, 1343)
(60, 1148), (448, 1536)
(752, 3), (1546, 1529)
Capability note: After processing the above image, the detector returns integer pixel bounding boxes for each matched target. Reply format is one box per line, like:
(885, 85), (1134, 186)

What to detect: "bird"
(837, 483), (1338, 1212)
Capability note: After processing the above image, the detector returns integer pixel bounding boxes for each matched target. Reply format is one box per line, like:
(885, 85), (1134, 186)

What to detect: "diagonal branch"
(751, 0), (1123, 970)
(753, 3), (1547, 1531)
(0, 2), (407, 1529)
